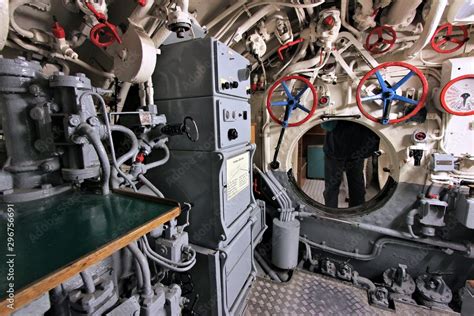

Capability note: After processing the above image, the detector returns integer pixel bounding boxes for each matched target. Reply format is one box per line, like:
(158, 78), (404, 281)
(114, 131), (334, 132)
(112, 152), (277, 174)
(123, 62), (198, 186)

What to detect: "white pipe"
(116, 82), (132, 113)
(8, 34), (115, 79)
(152, 27), (172, 48)
(404, 0), (448, 59)
(205, 0), (249, 30)
(177, 0), (189, 14)
(341, 0), (361, 39)
(0, 0), (8, 50)
(9, 0), (35, 39)
(285, 54), (322, 75)
(129, 0), (155, 24)
(226, 5), (278, 44)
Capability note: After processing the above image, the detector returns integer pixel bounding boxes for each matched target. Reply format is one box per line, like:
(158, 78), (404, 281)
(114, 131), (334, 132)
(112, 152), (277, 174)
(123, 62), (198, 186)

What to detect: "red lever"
(136, 0), (147, 6)
(52, 21), (66, 39)
(277, 38), (304, 61)
(85, 1), (122, 48)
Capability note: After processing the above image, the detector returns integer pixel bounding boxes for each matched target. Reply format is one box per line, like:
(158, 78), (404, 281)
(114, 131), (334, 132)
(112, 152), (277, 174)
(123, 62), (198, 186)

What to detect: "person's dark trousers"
(324, 155), (366, 208)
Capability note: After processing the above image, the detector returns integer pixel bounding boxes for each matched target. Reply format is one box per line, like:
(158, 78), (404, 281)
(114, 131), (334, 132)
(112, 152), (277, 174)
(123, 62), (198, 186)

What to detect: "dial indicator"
(440, 75), (474, 116)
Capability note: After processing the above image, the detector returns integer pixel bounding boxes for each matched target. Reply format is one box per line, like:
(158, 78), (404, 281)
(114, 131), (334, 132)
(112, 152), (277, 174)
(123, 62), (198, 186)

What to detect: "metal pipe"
(129, 0), (155, 24)
(254, 252), (282, 282)
(76, 124), (110, 195)
(404, 0), (448, 59)
(116, 82), (132, 114)
(112, 125), (139, 167)
(352, 271), (376, 292)
(341, 0), (361, 39)
(143, 145), (170, 172)
(225, 5), (278, 44)
(205, 0), (248, 30)
(127, 242), (153, 297)
(300, 236), (439, 261)
(152, 27), (172, 48)
(138, 174), (165, 198)
(79, 271), (96, 294)
(298, 212), (472, 257)
(81, 92), (137, 191)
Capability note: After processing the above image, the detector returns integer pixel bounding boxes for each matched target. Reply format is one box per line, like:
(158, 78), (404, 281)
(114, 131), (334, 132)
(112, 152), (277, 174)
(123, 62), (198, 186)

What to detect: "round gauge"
(440, 75), (474, 116)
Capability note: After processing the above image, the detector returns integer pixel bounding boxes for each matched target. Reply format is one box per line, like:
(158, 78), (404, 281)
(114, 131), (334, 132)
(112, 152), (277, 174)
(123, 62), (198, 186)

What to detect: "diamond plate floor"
(245, 269), (457, 316)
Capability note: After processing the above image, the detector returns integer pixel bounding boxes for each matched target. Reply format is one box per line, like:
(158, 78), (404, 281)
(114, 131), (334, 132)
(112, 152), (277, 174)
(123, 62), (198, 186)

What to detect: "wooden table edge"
(0, 206), (180, 315)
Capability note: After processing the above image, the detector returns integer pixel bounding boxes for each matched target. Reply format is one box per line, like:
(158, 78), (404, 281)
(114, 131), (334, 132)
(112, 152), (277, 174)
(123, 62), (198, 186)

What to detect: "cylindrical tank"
(272, 218), (300, 269)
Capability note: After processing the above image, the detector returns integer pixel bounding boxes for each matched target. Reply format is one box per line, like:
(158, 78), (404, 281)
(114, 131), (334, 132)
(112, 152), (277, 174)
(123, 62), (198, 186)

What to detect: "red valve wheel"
(431, 23), (469, 54)
(356, 62), (428, 125)
(266, 75), (318, 127)
(365, 25), (397, 54)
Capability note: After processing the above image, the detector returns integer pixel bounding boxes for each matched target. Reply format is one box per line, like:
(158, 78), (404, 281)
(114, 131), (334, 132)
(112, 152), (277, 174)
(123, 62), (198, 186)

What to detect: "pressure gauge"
(440, 75), (474, 116)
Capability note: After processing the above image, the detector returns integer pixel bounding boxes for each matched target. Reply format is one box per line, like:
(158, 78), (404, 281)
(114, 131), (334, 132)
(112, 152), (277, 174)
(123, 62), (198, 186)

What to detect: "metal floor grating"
(245, 269), (457, 315)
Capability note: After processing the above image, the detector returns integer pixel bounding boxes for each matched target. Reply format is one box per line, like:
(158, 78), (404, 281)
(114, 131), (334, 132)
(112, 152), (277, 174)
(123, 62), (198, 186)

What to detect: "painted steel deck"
(245, 269), (456, 315)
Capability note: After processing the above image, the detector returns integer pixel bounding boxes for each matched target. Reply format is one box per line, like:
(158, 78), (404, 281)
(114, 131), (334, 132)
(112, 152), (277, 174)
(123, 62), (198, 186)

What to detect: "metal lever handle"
(161, 116), (199, 142)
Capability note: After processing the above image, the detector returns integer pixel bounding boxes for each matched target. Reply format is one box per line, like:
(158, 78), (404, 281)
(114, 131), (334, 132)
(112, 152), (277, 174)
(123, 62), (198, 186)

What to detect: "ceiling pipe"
(404, 0), (448, 59)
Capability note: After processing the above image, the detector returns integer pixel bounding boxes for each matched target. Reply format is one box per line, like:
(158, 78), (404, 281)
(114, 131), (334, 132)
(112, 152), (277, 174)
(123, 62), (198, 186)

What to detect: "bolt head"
(69, 116), (80, 127)
(87, 117), (100, 126)
(29, 84), (42, 96)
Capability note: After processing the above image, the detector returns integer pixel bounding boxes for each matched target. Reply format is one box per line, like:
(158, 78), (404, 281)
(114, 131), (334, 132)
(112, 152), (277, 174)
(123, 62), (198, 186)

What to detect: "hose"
(76, 124), (110, 195)
(80, 92), (138, 192)
(127, 242), (153, 297)
(79, 271), (96, 294)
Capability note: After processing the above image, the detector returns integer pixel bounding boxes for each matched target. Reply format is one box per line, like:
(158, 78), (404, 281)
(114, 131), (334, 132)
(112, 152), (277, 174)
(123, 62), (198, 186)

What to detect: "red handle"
(430, 23), (469, 54)
(85, 2), (122, 48)
(277, 38), (304, 61)
(52, 22), (66, 39)
(365, 25), (397, 54)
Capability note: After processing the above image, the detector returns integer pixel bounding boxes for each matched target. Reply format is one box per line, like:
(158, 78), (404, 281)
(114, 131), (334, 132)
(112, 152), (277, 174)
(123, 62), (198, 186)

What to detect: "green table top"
(0, 190), (179, 305)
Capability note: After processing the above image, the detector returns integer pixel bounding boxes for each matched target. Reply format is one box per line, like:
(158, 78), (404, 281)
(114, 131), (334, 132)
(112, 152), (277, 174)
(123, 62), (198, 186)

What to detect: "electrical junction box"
(456, 194), (474, 229)
(156, 96), (251, 152)
(431, 153), (456, 172)
(153, 37), (251, 100)
(148, 145), (256, 248)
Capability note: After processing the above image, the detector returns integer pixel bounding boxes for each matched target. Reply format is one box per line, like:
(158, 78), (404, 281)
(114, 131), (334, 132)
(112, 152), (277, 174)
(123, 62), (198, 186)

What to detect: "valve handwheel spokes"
(266, 75), (318, 127)
(356, 62), (428, 125)
(430, 23), (469, 54)
(365, 25), (397, 54)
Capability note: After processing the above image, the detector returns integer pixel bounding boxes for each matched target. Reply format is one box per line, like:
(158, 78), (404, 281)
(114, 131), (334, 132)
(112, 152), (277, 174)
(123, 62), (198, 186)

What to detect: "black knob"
(231, 81), (239, 89)
(222, 82), (230, 89)
(228, 128), (238, 140)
